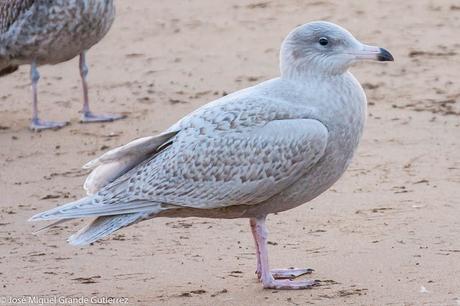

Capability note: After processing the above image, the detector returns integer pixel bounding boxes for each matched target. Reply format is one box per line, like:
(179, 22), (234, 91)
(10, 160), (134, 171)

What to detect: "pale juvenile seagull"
(30, 21), (393, 290)
(0, 0), (124, 130)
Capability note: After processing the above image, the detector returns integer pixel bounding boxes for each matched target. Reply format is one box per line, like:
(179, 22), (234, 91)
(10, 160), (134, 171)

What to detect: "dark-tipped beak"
(349, 44), (395, 62)
(377, 48), (394, 62)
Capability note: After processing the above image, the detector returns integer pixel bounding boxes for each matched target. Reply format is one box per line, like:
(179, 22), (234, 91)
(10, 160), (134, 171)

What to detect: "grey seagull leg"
(79, 51), (125, 123)
(29, 61), (68, 131)
(253, 216), (317, 289)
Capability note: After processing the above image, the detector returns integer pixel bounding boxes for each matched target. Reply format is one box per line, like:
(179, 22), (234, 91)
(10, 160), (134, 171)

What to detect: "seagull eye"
(319, 37), (329, 46)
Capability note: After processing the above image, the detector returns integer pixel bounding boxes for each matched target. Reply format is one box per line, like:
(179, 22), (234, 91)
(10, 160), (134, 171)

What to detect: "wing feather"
(92, 118), (328, 211)
(0, 0), (36, 34)
(83, 131), (178, 195)
(30, 85), (330, 221)
(30, 118), (328, 221)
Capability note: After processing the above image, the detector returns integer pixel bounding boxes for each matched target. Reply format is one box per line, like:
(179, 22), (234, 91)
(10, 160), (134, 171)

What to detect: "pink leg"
(249, 218), (262, 278)
(79, 52), (125, 123)
(250, 218), (314, 280)
(252, 216), (317, 289)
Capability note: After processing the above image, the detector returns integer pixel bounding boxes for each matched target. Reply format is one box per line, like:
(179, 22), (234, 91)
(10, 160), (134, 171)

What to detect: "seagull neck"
(280, 66), (347, 83)
(280, 58), (348, 81)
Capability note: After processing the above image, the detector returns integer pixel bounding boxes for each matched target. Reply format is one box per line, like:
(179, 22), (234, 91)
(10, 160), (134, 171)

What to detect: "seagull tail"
(30, 196), (164, 246)
(68, 212), (152, 246)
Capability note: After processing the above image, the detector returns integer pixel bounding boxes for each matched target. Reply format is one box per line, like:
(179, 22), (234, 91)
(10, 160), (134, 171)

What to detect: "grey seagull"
(0, 0), (124, 130)
(30, 21), (394, 289)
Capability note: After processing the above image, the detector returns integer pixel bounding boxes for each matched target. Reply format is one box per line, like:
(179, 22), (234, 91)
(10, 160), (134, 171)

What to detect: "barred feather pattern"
(0, 0), (35, 34)
(0, 0), (114, 67)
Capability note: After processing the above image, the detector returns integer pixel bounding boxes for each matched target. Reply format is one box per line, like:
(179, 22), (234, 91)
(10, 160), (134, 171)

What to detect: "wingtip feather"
(82, 158), (100, 169)
(31, 219), (72, 234)
(28, 213), (44, 222)
(67, 235), (91, 246)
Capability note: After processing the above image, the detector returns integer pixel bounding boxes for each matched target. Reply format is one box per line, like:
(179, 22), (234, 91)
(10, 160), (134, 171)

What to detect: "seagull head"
(280, 21), (394, 78)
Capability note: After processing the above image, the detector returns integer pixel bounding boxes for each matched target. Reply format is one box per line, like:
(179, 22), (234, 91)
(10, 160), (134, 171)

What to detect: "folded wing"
(30, 118), (328, 221)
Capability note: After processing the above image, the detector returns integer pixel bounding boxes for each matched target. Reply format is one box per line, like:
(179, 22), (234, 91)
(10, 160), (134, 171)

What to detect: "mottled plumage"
(31, 21), (393, 290)
(0, 0), (35, 74)
(0, 0), (123, 130)
(0, 0), (35, 34)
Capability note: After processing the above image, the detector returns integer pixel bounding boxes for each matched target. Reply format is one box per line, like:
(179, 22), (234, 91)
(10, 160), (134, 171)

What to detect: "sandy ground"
(1, 0), (459, 305)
